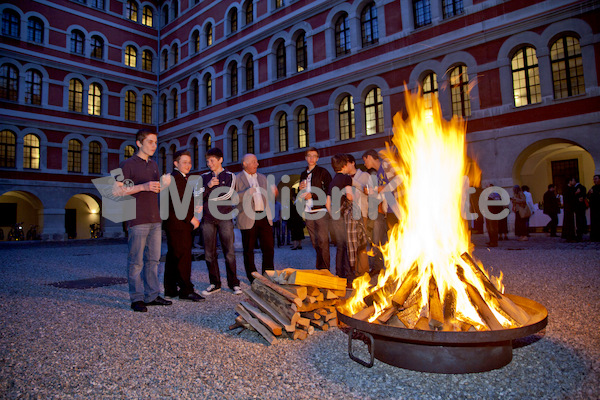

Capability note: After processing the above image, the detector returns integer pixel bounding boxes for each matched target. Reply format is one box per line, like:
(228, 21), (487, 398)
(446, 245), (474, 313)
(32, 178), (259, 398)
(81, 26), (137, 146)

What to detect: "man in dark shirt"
(196, 147), (241, 296)
(114, 129), (172, 312)
(588, 175), (600, 242)
(542, 184), (560, 237)
(573, 178), (588, 241)
(298, 147), (332, 270)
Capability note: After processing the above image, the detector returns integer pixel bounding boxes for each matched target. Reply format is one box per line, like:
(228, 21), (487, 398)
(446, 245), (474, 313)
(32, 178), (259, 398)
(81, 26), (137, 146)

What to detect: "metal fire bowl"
(338, 294), (548, 374)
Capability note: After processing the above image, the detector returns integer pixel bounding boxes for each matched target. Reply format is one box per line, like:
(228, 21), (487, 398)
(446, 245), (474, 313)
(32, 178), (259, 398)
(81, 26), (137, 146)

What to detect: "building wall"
(0, 0), (598, 239)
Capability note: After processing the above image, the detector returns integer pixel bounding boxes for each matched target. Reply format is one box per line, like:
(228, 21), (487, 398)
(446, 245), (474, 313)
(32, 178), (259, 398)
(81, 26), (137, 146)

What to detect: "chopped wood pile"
(229, 269), (347, 345)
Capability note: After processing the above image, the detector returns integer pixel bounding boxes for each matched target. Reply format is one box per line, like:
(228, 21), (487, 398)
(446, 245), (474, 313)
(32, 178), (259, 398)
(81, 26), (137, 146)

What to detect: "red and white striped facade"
(0, 0), (598, 239)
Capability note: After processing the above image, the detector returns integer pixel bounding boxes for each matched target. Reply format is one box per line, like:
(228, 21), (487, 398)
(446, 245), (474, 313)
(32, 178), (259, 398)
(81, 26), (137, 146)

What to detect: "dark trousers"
(575, 209), (588, 239)
(486, 218), (498, 245)
(545, 213), (558, 236)
(164, 227), (194, 296)
(241, 216), (274, 282)
(330, 216), (352, 280)
(273, 220), (282, 246)
(202, 219), (239, 289)
(371, 213), (387, 274)
(305, 212), (330, 270)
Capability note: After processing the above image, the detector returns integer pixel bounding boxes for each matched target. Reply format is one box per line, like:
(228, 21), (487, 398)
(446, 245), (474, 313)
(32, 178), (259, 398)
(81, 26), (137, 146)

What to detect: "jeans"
(127, 222), (162, 303)
(305, 212), (330, 270)
(202, 219), (239, 288)
(371, 213), (387, 274)
(330, 216), (352, 280)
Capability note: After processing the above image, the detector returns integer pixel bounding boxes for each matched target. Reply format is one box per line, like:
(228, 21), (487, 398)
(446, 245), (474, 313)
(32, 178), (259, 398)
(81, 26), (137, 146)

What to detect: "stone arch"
(0, 190), (44, 240)
(64, 193), (102, 239)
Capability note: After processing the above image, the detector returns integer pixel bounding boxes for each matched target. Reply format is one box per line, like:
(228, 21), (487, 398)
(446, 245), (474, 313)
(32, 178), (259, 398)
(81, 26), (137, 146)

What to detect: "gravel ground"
(0, 234), (599, 399)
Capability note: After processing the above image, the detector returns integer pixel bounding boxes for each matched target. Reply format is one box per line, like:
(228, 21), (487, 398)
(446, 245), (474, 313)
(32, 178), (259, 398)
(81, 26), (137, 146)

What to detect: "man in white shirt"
(235, 154), (277, 282)
(522, 185), (535, 237)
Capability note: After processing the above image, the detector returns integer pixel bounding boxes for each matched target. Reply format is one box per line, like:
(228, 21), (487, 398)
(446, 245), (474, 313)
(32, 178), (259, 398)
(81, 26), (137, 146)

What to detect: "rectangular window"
(413, 0), (432, 28)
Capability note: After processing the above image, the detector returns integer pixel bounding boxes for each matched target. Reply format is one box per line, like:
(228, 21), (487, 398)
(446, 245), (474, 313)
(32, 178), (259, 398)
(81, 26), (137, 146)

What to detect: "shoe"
(131, 301), (148, 312)
(201, 284), (221, 296)
(179, 292), (205, 302)
(165, 291), (179, 299)
(291, 246), (298, 250)
(232, 286), (243, 295)
(485, 242), (498, 247)
(145, 296), (172, 306)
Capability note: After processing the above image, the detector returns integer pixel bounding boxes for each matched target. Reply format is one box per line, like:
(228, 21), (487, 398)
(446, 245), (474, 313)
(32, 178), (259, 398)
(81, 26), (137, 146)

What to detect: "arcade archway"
(0, 191), (44, 240)
(64, 194), (101, 239)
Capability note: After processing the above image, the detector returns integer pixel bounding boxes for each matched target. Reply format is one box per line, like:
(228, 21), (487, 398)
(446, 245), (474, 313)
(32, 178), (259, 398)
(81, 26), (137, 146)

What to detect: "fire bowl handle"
(348, 327), (375, 368)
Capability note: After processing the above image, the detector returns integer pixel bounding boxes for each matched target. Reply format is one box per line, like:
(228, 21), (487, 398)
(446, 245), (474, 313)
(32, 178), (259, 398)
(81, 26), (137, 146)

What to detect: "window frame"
(68, 78), (83, 112)
(125, 90), (137, 121)
(88, 83), (102, 116)
(27, 17), (44, 43)
(339, 95), (355, 140)
(297, 106), (308, 148)
(364, 87), (383, 136)
(67, 139), (82, 173)
(1, 64), (19, 101)
(88, 141), (102, 174)
(335, 14), (351, 57)
(0, 129), (16, 168)
(361, 3), (379, 47)
(23, 133), (40, 169)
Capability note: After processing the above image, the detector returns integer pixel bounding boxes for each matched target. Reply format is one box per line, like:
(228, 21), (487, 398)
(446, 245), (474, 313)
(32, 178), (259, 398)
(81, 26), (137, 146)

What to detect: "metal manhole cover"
(49, 276), (127, 289)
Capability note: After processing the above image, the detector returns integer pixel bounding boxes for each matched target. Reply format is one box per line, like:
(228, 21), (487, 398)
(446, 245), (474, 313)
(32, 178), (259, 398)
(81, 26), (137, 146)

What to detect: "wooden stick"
(297, 299), (339, 312)
(280, 285), (307, 301)
(428, 276), (444, 330)
(460, 253), (502, 299)
(235, 304), (278, 345)
(240, 301), (283, 336)
(464, 282), (503, 330)
(392, 266), (418, 307)
(242, 288), (297, 332)
(296, 317), (311, 328)
(301, 311), (321, 320)
(376, 306), (398, 324)
(293, 330), (307, 340)
(252, 272), (303, 307)
(251, 280), (299, 321)
(352, 305), (375, 321)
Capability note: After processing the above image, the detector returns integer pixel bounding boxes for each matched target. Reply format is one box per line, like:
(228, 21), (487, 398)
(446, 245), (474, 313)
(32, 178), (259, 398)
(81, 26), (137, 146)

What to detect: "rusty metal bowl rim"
(338, 293), (548, 344)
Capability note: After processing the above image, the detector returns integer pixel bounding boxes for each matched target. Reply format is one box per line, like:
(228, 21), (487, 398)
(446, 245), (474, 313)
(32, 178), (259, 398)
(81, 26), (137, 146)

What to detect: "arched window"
(70, 30), (85, 54)
(2, 10), (20, 38)
(204, 135), (212, 151)
(339, 95), (355, 140)
(162, 5), (169, 26)
(245, 56), (254, 90)
(245, 1), (253, 25)
(91, 36), (104, 59)
(205, 23), (213, 46)
(422, 72), (438, 109)
(191, 79), (199, 111)
(142, 93), (152, 123)
(450, 65), (471, 117)
(279, 114), (288, 152)
(125, 90), (136, 121)
(68, 139), (82, 172)
(442, 0), (464, 19)
(246, 122), (254, 154)
(171, 89), (178, 118)
(69, 79), (83, 112)
(413, 0), (432, 28)
(27, 17), (44, 43)
(23, 134), (40, 169)
(276, 42), (286, 79)
(229, 8), (238, 33)
(230, 62), (238, 96)
(161, 93), (167, 122)
(205, 74), (212, 106)
(0, 64), (18, 101)
(511, 46), (541, 107)
(172, 0), (179, 19)
(192, 30), (200, 53)
(142, 50), (153, 71)
(172, 44), (179, 64)
(361, 3), (379, 47)
(126, 1), (138, 21)
(88, 83), (102, 116)
(0, 130), (16, 168)
(365, 87), (383, 135)
(162, 49), (169, 70)
(89, 141), (102, 174)
(297, 106), (308, 148)
(335, 14), (351, 56)
(275, 0), (284, 9)
(142, 6), (153, 26)
(125, 45), (137, 67)
(159, 147), (166, 173)
(550, 36), (584, 99)
(191, 137), (199, 169)
(124, 144), (135, 160)
(231, 127), (238, 162)
(296, 34), (307, 72)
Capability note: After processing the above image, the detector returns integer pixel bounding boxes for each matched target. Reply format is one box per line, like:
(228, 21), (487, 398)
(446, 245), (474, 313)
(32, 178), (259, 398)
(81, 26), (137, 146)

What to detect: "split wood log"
(306, 296), (317, 304)
(243, 287), (298, 332)
(235, 304), (278, 345)
(297, 324), (315, 335)
(391, 266), (419, 307)
(320, 323), (330, 331)
(428, 276), (444, 330)
(297, 299), (339, 312)
(414, 316), (431, 331)
(287, 270), (347, 291)
(310, 319), (325, 328)
(316, 308), (328, 316)
(252, 272), (303, 308)
(397, 302), (420, 329)
(240, 301), (283, 336)
(387, 314), (408, 328)
(323, 288), (345, 299)
(457, 265), (503, 330)
(377, 306), (398, 324)
(264, 270), (278, 281)
(251, 280), (299, 320)
(306, 286), (321, 297)
(460, 252), (503, 299)
(328, 318), (337, 327)
(280, 285), (308, 301)
(352, 305), (375, 321)
(296, 317), (311, 328)
(301, 311), (321, 320)
(293, 330), (308, 340)
(495, 295), (530, 326)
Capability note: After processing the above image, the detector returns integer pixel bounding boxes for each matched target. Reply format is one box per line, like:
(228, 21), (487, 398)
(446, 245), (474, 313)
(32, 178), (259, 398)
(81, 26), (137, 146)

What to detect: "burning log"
(396, 302), (421, 329)
(414, 316), (431, 331)
(391, 266), (418, 307)
(428, 276), (444, 330)
(377, 306), (399, 324)
(352, 305), (375, 321)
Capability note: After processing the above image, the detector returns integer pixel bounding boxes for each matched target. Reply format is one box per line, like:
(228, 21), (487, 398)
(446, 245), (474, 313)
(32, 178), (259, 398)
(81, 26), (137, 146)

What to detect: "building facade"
(0, 0), (598, 239)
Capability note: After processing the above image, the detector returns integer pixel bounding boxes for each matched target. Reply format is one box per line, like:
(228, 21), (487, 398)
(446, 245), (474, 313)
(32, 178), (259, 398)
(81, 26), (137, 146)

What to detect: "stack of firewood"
(229, 269), (347, 345)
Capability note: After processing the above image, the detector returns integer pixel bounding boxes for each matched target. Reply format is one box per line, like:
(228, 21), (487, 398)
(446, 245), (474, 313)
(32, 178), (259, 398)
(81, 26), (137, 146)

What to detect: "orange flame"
(340, 89), (514, 330)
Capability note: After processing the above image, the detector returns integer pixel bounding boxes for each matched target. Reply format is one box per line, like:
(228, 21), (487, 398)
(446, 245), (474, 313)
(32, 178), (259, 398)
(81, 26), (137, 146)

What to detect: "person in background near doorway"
(511, 185), (530, 241)
(235, 153), (277, 283)
(114, 129), (172, 312)
(273, 199), (282, 247)
(289, 193), (305, 250)
(561, 178), (577, 242)
(164, 150), (203, 302)
(298, 147), (332, 270)
(542, 184), (560, 237)
(572, 178), (588, 241)
(485, 184), (502, 247)
(522, 185), (535, 237)
(345, 154), (370, 277)
(588, 175), (600, 242)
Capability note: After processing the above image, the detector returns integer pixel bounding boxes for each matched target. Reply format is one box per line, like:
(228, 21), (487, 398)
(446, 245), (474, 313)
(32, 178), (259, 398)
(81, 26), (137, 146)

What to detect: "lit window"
(450, 65), (471, 117)
(296, 34), (307, 72)
(142, 94), (152, 123)
(275, 0), (284, 8)
(192, 30), (200, 53)
(422, 72), (438, 109)
(89, 141), (101, 174)
(204, 135), (212, 151)
(297, 107), (308, 148)
(88, 83), (102, 116)
(231, 127), (238, 162)
(230, 62), (238, 96)
(0, 130), (16, 168)
(124, 145), (135, 160)
(335, 14), (351, 56)
(279, 114), (288, 152)
(27, 17), (44, 43)
(246, 122), (254, 154)
(23, 134), (40, 169)
(339, 95), (355, 140)
(125, 45), (137, 67)
(142, 50), (153, 71)
(511, 47), (541, 107)
(142, 6), (153, 27)
(127, 1), (138, 22)
(361, 3), (379, 47)
(68, 139), (82, 172)
(91, 36), (104, 59)
(551, 36), (585, 99)
(206, 24), (213, 46)
(69, 79), (83, 112)
(365, 87), (383, 135)
(125, 90), (136, 121)
(0, 64), (18, 101)
(245, 1), (253, 25)
(205, 75), (212, 106)
(413, 0), (431, 28)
